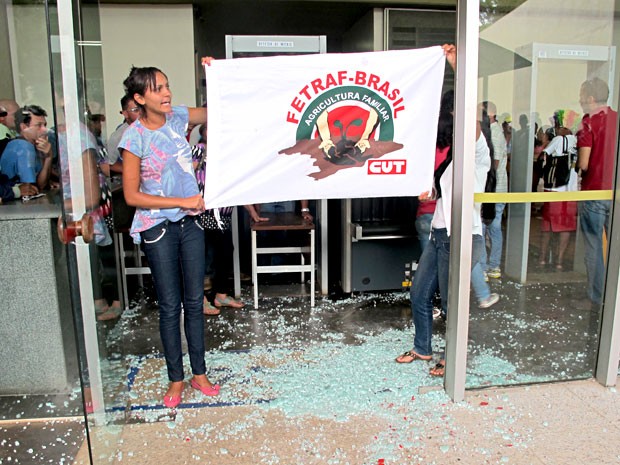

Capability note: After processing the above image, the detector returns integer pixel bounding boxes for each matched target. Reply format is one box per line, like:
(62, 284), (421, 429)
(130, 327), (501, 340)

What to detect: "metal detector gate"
(224, 35), (328, 297)
(505, 42), (616, 283)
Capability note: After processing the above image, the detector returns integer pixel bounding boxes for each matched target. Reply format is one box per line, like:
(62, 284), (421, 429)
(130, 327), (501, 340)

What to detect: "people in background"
(106, 94), (141, 175)
(191, 123), (244, 314)
(0, 105), (53, 191)
(119, 62), (219, 408)
(539, 126), (578, 270)
(0, 99), (19, 140)
(0, 173), (38, 203)
(577, 77), (618, 308)
(479, 101), (508, 280)
(396, 44), (499, 377)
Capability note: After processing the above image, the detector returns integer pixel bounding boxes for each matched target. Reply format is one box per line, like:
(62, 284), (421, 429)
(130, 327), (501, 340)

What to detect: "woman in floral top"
(119, 63), (219, 408)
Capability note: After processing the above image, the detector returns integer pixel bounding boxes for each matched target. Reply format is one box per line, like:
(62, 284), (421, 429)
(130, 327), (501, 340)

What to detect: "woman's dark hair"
(122, 66), (167, 110)
(435, 100), (498, 200)
(434, 90), (455, 198)
(434, 146), (452, 199)
(436, 90), (454, 149)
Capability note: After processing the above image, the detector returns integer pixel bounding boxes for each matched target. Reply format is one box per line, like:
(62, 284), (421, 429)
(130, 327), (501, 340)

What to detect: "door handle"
(57, 213), (95, 244)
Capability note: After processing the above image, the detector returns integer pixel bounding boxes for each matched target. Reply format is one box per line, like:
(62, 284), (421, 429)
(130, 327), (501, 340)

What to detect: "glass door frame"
(55, 0), (104, 422)
(443, 0), (480, 402)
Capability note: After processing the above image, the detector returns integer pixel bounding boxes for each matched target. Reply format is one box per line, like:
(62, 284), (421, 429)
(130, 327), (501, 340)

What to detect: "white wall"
(479, 0), (618, 124)
(8, 5), (53, 112)
(100, 4), (197, 130)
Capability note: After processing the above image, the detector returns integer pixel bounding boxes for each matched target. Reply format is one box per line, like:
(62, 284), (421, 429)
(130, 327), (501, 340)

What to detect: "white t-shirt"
(432, 133), (491, 236)
(106, 122), (129, 164)
(542, 134), (578, 192)
(491, 121), (508, 193)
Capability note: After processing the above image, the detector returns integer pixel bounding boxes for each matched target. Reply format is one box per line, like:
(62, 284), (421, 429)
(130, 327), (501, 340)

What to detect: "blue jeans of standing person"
(579, 200), (611, 305)
(415, 213), (433, 252)
(141, 216), (206, 382)
(480, 203), (506, 271)
(411, 228), (488, 356)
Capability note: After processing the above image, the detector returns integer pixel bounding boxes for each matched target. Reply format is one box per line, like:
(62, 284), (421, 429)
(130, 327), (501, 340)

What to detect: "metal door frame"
(56, 0), (105, 421)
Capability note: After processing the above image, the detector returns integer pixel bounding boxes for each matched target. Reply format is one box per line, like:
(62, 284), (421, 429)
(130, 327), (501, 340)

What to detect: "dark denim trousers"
(411, 228), (451, 356)
(141, 216), (206, 382)
(579, 200), (611, 305)
(481, 202), (506, 271)
(411, 228), (487, 356)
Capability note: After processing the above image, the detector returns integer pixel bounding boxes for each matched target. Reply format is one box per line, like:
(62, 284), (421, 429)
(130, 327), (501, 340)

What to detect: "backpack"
(481, 164), (497, 224)
(481, 125), (497, 225)
(542, 136), (571, 189)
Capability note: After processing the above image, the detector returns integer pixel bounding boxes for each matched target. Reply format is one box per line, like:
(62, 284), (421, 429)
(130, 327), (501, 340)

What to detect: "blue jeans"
(260, 201), (296, 214)
(141, 216), (206, 382)
(470, 235), (490, 302)
(481, 203), (506, 271)
(411, 229), (489, 356)
(579, 200), (611, 305)
(415, 213), (433, 252)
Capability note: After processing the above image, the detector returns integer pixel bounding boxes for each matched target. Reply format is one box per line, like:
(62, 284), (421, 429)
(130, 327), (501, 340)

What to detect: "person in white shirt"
(395, 44), (499, 377)
(105, 94), (141, 174)
(480, 101), (508, 279)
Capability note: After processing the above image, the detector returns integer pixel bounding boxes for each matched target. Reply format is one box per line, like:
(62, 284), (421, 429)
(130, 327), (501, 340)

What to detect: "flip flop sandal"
(395, 350), (432, 364)
(429, 362), (446, 377)
(214, 295), (244, 308)
(203, 297), (221, 316)
(97, 305), (122, 321)
(95, 303), (109, 315)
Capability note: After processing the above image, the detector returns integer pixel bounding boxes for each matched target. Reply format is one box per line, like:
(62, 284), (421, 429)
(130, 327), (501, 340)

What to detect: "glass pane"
(49, 1), (131, 462)
(0, 0), (130, 462)
(469, 0), (619, 387)
(0, 1), (87, 463)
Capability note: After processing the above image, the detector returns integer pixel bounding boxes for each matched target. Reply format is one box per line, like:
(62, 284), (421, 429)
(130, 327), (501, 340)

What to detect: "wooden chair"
(250, 212), (315, 309)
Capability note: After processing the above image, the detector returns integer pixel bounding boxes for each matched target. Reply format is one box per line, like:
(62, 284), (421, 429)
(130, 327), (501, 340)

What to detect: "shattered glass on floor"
(1, 271), (612, 464)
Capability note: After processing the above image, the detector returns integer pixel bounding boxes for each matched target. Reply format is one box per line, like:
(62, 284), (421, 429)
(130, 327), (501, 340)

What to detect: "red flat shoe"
(163, 394), (182, 408)
(190, 379), (220, 396)
(163, 382), (184, 408)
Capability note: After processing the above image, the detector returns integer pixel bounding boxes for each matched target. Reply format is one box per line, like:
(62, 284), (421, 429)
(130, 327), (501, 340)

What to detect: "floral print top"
(119, 106), (200, 243)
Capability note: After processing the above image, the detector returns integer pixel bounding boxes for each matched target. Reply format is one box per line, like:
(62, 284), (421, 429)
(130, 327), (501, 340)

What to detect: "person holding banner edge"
(395, 44), (499, 377)
(119, 59), (220, 408)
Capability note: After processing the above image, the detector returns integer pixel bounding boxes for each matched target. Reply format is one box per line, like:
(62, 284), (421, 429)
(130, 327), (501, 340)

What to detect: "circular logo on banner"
(280, 85), (404, 180)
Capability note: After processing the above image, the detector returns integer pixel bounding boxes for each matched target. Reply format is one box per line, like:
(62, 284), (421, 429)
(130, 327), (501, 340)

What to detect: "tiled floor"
(65, 378), (620, 465)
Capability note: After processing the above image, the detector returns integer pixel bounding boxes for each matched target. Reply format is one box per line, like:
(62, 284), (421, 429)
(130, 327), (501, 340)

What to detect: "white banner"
(204, 46), (445, 208)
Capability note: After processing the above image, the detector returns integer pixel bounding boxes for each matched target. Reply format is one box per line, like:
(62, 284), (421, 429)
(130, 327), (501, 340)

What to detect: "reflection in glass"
(468, 0), (619, 388)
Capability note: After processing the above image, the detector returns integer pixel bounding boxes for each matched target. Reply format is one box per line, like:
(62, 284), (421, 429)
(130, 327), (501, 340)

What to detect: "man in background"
(0, 99), (19, 141)
(577, 77), (618, 308)
(0, 105), (53, 191)
(105, 94), (141, 175)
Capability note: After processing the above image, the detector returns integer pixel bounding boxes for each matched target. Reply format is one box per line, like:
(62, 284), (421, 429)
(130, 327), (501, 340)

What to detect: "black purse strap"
(562, 135), (568, 155)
